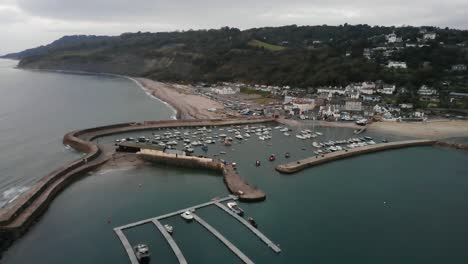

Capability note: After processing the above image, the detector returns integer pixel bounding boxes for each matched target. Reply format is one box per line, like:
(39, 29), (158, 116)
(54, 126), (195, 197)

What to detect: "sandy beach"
(368, 120), (468, 139)
(136, 78), (224, 120)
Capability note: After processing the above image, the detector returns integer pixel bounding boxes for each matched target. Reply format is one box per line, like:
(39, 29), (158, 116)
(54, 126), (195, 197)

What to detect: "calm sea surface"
(1, 59), (467, 263)
(0, 59), (174, 207)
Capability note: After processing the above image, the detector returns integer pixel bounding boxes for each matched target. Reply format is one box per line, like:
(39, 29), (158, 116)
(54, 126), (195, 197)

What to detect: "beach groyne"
(0, 117), (274, 252)
(138, 149), (266, 201)
(276, 139), (436, 174)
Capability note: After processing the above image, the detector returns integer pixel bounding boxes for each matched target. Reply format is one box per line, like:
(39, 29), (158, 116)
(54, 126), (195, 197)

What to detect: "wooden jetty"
(192, 213), (254, 264)
(152, 220), (187, 264)
(215, 202), (281, 253)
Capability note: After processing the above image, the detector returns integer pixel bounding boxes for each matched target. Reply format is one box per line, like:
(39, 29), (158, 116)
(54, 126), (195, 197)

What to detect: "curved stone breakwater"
(276, 139), (437, 174)
(0, 117), (273, 254)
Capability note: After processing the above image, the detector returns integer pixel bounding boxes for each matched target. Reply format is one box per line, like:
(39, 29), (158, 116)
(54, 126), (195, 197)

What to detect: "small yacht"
(235, 135), (243, 140)
(296, 135), (306, 140)
(283, 132), (290, 136)
(315, 132), (323, 136)
(133, 244), (150, 263)
(247, 217), (258, 228)
(312, 142), (320, 148)
(180, 211), (194, 221)
(164, 224), (173, 234)
(227, 202), (244, 216)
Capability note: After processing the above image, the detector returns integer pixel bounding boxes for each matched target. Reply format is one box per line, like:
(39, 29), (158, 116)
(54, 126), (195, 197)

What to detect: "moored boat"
(180, 211), (194, 221)
(133, 244), (150, 263)
(247, 217), (258, 228)
(227, 202), (244, 216)
(164, 224), (173, 234)
(269, 154), (276, 161)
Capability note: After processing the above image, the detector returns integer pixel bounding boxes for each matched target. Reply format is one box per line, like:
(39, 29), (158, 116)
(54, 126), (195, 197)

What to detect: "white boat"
(259, 136), (265, 141)
(164, 224), (173, 234)
(180, 211), (194, 221)
(283, 132), (290, 136)
(312, 142), (320, 148)
(235, 135), (243, 140)
(315, 132), (323, 136)
(134, 244), (150, 263)
(227, 202), (244, 216)
(296, 135), (306, 140)
(280, 127), (289, 132)
(244, 133), (250, 138)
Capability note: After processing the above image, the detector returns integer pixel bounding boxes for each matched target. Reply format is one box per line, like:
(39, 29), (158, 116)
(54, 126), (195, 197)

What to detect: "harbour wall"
(0, 117), (274, 249)
(276, 139), (436, 174)
(138, 150), (266, 202)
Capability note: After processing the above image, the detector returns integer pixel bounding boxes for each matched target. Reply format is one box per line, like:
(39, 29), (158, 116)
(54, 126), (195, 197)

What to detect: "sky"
(1, 0), (468, 54)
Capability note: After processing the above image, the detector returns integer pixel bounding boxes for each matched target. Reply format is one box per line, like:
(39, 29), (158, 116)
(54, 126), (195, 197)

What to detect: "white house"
(345, 100), (362, 112)
(417, 85), (437, 96)
(424, 32), (437, 40)
(317, 86), (346, 96)
(451, 64), (467, 72)
(386, 32), (402, 43)
(378, 84), (396, 95)
(387, 61), (407, 69)
(211, 87), (239, 95)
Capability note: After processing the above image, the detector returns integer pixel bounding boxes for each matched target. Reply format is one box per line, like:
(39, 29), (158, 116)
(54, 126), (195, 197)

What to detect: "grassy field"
(247, 39), (286, 51)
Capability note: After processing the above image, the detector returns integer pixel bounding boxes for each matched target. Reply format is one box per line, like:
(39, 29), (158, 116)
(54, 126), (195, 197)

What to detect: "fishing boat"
(269, 154), (276, 161)
(164, 224), (173, 234)
(247, 217), (258, 228)
(227, 202), (244, 216)
(133, 244), (150, 263)
(180, 211), (194, 221)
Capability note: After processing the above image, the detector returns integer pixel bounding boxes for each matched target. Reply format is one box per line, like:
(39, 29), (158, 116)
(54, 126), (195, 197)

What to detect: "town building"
(387, 61), (407, 69)
(210, 86), (240, 95)
(423, 32), (437, 40)
(344, 99), (362, 112)
(417, 85), (437, 96)
(378, 84), (396, 95)
(451, 64), (467, 71)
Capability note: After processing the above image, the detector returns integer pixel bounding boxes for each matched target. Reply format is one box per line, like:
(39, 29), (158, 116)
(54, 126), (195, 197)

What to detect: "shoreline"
(136, 78), (225, 120)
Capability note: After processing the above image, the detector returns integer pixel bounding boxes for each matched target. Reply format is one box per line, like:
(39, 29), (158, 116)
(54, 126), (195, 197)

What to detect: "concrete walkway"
(276, 139), (436, 174)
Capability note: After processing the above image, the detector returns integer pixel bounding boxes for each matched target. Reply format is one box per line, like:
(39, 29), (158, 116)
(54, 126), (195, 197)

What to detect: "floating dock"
(192, 212), (254, 264)
(114, 228), (139, 264)
(114, 196), (281, 263)
(215, 202), (281, 253)
(152, 220), (187, 264)
(276, 139), (436, 174)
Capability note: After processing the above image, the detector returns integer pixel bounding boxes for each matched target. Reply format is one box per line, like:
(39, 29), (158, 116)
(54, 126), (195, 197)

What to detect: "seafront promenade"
(276, 139), (436, 174)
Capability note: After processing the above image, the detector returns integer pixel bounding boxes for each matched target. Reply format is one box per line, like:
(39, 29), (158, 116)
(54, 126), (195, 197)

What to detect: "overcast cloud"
(1, 0), (467, 54)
